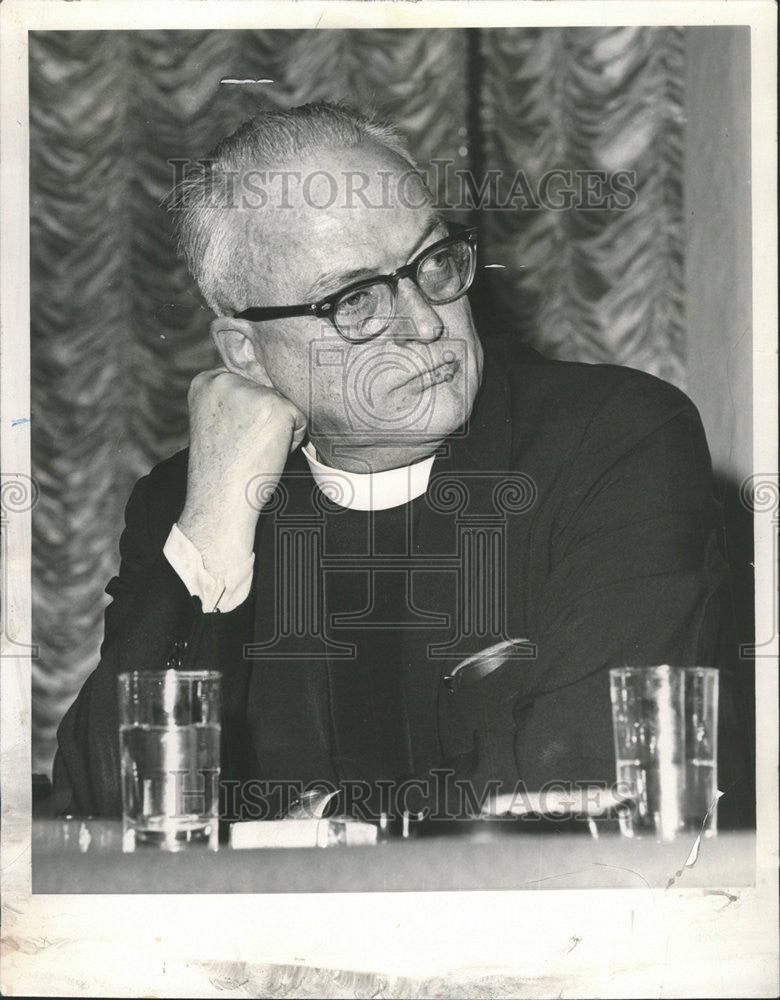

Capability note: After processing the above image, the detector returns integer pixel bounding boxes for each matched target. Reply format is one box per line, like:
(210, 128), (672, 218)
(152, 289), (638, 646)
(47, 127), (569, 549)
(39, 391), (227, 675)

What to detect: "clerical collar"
(301, 441), (435, 511)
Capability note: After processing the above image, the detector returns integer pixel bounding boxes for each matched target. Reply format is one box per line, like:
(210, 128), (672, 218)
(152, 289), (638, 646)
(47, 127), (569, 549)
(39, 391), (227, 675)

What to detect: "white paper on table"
(229, 818), (378, 849)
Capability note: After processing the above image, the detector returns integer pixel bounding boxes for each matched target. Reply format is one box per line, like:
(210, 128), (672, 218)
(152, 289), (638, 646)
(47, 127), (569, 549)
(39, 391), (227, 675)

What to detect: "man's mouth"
(399, 357), (461, 391)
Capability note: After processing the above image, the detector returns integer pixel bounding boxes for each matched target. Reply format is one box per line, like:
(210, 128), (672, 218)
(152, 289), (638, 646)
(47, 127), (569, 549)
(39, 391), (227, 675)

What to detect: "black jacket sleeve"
(52, 468), (254, 817)
(448, 371), (727, 793)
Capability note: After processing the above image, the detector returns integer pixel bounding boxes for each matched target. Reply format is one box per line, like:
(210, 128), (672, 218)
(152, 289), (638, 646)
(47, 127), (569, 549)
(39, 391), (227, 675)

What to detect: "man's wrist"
(177, 502), (257, 580)
(165, 522), (255, 612)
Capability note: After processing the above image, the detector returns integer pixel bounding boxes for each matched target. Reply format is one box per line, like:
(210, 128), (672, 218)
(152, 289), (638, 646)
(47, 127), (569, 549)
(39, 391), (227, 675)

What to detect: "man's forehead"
(229, 148), (441, 297)
(225, 144), (430, 238)
(245, 206), (442, 303)
(238, 143), (426, 209)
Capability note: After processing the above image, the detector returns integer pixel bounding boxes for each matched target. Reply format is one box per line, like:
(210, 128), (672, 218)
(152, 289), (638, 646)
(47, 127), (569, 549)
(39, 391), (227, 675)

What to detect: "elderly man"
(54, 102), (726, 821)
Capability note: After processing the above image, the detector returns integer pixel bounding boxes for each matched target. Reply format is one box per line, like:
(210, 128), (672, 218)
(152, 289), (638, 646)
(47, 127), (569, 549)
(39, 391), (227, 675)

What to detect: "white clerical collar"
(301, 441), (435, 511)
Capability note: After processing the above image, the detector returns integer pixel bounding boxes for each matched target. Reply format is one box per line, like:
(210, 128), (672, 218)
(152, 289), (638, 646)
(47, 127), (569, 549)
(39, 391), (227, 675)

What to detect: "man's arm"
(52, 470), (196, 815)
(52, 470), (258, 816)
(53, 367), (307, 816)
(446, 371), (728, 793)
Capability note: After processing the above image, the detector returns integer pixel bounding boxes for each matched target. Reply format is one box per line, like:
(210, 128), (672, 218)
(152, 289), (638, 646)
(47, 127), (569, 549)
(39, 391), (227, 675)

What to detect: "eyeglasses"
(234, 227), (478, 344)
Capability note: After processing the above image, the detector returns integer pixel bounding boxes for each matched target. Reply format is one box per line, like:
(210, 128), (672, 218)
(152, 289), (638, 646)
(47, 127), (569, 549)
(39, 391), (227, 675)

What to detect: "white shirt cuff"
(163, 523), (254, 613)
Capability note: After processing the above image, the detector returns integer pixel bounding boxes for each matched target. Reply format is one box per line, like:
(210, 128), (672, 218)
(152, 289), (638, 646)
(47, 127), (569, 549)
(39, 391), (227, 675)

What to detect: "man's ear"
(210, 317), (273, 386)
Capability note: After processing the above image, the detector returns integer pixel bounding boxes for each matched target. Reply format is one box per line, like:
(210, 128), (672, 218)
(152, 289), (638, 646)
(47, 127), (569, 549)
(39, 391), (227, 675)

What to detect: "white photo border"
(1, 2), (777, 996)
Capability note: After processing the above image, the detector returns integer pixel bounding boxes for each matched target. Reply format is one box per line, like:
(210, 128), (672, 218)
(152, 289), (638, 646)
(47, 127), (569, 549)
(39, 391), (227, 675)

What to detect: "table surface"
(16, 822), (776, 999)
(31, 818), (756, 894)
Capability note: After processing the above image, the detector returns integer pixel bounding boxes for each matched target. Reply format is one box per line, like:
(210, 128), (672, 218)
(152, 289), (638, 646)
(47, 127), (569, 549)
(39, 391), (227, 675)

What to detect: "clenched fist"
(177, 367), (307, 578)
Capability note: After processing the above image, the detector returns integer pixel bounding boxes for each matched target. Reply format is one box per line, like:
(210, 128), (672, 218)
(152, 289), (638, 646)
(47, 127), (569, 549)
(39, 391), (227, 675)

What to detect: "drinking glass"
(609, 665), (719, 841)
(118, 670), (221, 851)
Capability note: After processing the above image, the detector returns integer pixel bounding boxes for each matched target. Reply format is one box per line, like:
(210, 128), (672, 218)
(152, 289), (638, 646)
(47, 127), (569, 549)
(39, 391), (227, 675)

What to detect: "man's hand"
(177, 367), (307, 578)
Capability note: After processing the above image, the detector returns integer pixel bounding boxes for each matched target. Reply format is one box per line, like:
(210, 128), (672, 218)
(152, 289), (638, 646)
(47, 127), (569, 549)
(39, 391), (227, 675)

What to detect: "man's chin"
(344, 417), (469, 453)
(310, 392), (479, 464)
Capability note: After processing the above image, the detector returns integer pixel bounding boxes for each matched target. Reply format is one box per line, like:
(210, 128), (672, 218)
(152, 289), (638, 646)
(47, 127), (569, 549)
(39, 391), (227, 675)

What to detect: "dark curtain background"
(29, 28), (688, 774)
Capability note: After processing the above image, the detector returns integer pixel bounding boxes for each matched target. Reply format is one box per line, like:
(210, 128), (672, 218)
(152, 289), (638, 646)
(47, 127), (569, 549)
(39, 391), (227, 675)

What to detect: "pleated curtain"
(29, 28), (685, 772)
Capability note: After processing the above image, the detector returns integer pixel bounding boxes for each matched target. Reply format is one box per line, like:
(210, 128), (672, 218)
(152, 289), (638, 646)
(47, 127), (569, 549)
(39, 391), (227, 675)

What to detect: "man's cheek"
(441, 297), (475, 333)
(307, 372), (348, 428)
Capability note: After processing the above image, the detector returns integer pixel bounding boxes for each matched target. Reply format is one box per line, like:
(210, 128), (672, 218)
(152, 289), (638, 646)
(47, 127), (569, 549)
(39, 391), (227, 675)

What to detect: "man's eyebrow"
(407, 212), (448, 258)
(305, 213), (447, 301)
(307, 267), (377, 301)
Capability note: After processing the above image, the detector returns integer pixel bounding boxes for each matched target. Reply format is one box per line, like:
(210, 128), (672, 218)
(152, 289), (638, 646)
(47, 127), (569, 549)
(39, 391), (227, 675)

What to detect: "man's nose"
(388, 279), (446, 343)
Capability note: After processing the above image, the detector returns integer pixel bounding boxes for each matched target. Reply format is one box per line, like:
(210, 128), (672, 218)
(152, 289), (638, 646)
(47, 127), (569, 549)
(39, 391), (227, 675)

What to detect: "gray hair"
(170, 101), (417, 315)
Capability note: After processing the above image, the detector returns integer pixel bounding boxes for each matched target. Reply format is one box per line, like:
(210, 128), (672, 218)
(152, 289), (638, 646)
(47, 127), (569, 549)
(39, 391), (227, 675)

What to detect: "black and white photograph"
(1, 1), (777, 997)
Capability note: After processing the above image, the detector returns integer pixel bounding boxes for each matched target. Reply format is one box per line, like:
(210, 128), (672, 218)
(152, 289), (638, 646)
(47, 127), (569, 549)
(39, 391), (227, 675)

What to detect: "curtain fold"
(477, 26), (685, 382)
(29, 27), (685, 773)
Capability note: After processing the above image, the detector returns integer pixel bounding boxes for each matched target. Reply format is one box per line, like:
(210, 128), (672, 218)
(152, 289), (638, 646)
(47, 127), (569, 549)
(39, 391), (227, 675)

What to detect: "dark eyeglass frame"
(233, 226), (479, 343)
